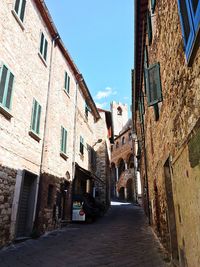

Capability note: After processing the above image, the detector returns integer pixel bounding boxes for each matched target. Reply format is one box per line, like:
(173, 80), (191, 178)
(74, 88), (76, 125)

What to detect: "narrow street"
(0, 202), (170, 267)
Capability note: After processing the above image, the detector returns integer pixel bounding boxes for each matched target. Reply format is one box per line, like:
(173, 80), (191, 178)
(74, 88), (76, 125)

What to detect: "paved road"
(0, 202), (170, 267)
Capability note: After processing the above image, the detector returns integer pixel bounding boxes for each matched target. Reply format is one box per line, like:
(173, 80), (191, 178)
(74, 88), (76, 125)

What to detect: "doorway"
(16, 171), (37, 238)
(164, 158), (179, 263)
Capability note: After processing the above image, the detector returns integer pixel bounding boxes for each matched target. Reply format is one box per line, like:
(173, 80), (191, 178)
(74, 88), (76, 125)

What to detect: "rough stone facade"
(0, 166), (17, 247)
(135, 1), (200, 266)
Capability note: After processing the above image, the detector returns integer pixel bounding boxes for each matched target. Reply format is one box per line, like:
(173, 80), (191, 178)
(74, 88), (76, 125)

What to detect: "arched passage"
(118, 158), (125, 178)
(119, 187), (125, 200)
(126, 179), (133, 201)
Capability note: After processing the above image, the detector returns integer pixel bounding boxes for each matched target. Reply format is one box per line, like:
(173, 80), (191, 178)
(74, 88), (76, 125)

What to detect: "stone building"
(110, 102), (137, 202)
(111, 101), (128, 137)
(133, 1), (200, 266)
(0, 0), (112, 247)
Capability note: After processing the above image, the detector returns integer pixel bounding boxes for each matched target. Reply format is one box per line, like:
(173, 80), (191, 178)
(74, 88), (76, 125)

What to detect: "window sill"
(60, 151), (68, 160)
(11, 10), (25, 31)
(0, 105), (13, 120)
(29, 130), (41, 142)
(38, 52), (47, 67)
(63, 89), (70, 98)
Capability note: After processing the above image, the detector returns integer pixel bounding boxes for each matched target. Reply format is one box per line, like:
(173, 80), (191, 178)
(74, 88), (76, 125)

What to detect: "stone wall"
(138, 0), (200, 265)
(0, 165), (16, 247)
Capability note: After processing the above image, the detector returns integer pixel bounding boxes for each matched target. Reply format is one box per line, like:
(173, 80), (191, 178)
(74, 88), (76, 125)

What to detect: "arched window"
(116, 142), (119, 149)
(117, 106), (122, 115)
(122, 136), (125, 145)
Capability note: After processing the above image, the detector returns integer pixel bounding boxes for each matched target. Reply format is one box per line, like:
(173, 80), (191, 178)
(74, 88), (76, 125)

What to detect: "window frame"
(39, 32), (48, 62)
(0, 63), (15, 112)
(177, 0), (200, 63)
(80, 136), (84, 155)
(30, 98), (41, 136)
(64, 71), (70, 94)
(14, 0), (26, 23)
(60, 126), (68, 155)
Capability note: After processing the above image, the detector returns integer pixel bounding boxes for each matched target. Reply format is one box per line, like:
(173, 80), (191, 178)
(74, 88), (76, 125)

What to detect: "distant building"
(110, 101), (128, 137)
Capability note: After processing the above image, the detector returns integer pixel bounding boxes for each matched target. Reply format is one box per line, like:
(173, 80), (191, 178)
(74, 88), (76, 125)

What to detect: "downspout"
(34, 34), (59, 227)
(68, 74), (83, 221)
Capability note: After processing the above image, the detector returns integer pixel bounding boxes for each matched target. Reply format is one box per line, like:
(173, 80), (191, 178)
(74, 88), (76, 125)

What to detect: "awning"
(75, 163), (105, 184)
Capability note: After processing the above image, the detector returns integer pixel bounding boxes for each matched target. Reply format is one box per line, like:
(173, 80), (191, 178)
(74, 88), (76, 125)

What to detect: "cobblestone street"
(0, 202), (170, 267)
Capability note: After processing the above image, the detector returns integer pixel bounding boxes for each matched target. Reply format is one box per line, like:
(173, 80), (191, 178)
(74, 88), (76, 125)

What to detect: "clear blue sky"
(45, 0), (134, 112)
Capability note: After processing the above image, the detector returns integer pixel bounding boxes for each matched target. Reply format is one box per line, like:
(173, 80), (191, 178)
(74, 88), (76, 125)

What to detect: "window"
(14, 0), (26, 22)
(177, 0), (200, 62)
(80, 136), (84, 155)
(147, 10), (152, 45)
(145, 62), (162, 106)
(117, 106), (122, 115)
(64, 71), (70, 93)
(85, 102), (91, 119)
(151, 0), (156, 13)
(61, 126), (67, 154)
(116, 142), (119, 148)
(122, 137), (125, 145)
(39, 32), (48, 61)
(30, 99), (41, 135)
(0, 63), (14, 111)
(129, 132), (132, 141)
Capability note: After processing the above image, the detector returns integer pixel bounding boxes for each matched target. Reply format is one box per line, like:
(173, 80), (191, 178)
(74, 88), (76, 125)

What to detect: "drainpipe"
(34, 34), (60, 227)
(68, 74), (83, 221)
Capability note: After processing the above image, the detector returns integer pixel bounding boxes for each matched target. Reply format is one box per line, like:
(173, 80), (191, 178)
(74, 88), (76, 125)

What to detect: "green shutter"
(20, 0), (26, 22)
(14, 0), (20, 14)
(61, 127), (67, 153)
(146, 63), (162, 106)
(67, 76), (70, 93)
(64, 72), (68, 90)
(0, 64), (14, 110)
(151, 0), (156, 13)
(31, 99), (41, 134)
(147, 10), (152, 45)
(40, 33), (44, 55)
(44, 39), (48, 61)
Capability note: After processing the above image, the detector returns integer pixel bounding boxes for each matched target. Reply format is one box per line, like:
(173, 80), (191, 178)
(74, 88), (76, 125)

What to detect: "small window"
(129, 132), (132, 141)
(0, 64), (14, 110)
(85, 102), (91, 119)
(64, 71), (70, 93)
(80, 136), (84, 155)
(147, 10), (152, 45)
(47, 184), (54, 207)
(151, 0), (156, 13)
(117, 107), (122, 115)
(122, 137), (125, 145)
(30, 99), (41, 135)
(145, 62), (162, 106)
(14, 0), (26, 22)
(177, 0), (200, 62)
(116, 142), (119, 148)
(61, 126), (67, 154)
(39, 32), (48, 61)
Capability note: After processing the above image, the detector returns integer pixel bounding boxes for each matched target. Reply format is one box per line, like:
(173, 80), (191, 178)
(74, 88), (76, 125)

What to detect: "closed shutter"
(61, 126), (67, 154)
(20, 0), (26, 22)
(0, 64), (14, 110)
(146, 63), (162, 106)
(31, 99), (41, 134)
(40, 33), (44, 55)
(151, 0), (156, 13)
(147, 10), (152, 45)
(44, 39), (48, 61)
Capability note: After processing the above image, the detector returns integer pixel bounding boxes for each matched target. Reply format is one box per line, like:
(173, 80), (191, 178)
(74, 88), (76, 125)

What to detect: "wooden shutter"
(61, 127), (67, 153)
(20, 0), (26, 22)
(31, 99), (41, 134)
(147, 10), (152, 45)
(44, 39), (48, 61)
(0, 65), (14, 110)
(146, 63), (162, 106)
(40, 33), (44, 55)
(67, 76), (70, 93)
(64, 72), (68, 90)
(151, 0), (156, 13)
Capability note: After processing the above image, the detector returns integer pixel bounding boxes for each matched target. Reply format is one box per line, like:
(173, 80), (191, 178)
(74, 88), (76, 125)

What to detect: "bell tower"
(110, 101), (128, 137)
